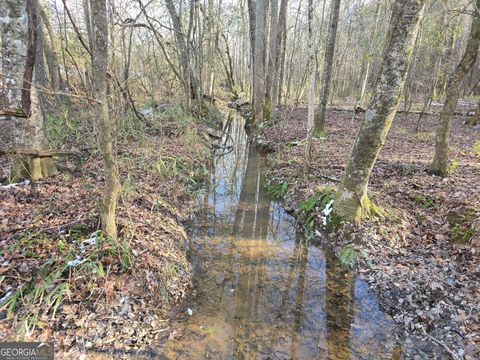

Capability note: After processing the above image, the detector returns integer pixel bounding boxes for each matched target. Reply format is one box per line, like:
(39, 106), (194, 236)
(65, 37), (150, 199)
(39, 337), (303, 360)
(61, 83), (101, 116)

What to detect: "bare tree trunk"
(314, 0), (341, 133)
(285, 0), (302, 104)
(304, 0), (316, 172)
(264, 0), (279, 121)
(358, 0), (380, 109)
(430, 0), (480, 176)
(468, 99), (480, 125)
(90, 0), (120, 238)
(39, 3), (66, 98)
(253, 0), (267, 124)
(165, 0), (200, 104)
(333, 0), (427, 222)
(0, 0), (58, 180)
(272, 0), (288, 109)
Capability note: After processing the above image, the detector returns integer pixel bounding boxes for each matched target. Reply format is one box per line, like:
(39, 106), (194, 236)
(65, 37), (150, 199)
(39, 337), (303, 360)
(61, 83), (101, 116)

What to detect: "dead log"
(0, 109), (28, 118)
(329, 106), (473, 117)
(0, 148), (82, 162)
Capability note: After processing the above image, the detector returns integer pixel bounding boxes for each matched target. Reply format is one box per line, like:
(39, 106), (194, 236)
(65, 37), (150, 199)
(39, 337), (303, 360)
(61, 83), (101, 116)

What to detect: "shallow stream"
(160, 112), (403, 359)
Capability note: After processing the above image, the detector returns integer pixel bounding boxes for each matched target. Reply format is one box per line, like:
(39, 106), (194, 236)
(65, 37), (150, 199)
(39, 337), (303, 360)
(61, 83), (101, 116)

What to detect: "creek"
(160, 112), (403, 359)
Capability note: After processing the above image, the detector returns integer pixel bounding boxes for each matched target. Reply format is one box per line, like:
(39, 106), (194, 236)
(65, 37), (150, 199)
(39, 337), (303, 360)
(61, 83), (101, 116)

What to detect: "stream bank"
(260, 107), (480, 359)
(0, 104), (214, 358)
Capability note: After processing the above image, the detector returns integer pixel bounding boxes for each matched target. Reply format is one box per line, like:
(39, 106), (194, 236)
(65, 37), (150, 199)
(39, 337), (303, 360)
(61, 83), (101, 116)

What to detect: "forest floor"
(0, 104), (216, 359)
(260, 107), (480, 359)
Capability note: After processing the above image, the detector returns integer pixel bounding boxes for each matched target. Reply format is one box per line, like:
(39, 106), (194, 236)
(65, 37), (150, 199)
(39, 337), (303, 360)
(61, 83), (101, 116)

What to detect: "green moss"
(451, 226), (476, 244)
(338, 245), (357, 268)
(312, 130), (327, 139)
(447, 206), (477, 244)
(326, 212), (342, 232)
(410, 193), (434, 209)
(473, 140), (480, 157)
(447, 160), (459, 175)
(298, 187), (337, 236)
(359, 195), (386, 220)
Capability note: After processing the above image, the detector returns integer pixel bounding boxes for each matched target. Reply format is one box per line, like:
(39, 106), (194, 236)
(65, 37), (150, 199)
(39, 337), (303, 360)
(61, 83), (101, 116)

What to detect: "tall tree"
(314, 0), (341, 133)
(252, 0), (267, 124)
(430, 0), (480, 175)
(333, 0), (427, 222)
(357, 0), (381, 109)
(165, 0), (201, 105)
(265, 0), (279, 121)
(0, 0), (57, 180)
(468, 99), (480, 125)
(272, 0), (289, 109)
(305, 0), (316, 171)
(90, 0), (120, 238)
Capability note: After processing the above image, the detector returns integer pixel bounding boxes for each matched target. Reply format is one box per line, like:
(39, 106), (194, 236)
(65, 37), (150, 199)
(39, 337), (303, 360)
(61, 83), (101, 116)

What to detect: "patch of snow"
(80, 231), (100, 251)
(1, 179), (30, 189)
(0, 290), (13, 304)
(139, 108), (153, 117)
(67, 257), (84, 267)
(320, 200), (334, 226)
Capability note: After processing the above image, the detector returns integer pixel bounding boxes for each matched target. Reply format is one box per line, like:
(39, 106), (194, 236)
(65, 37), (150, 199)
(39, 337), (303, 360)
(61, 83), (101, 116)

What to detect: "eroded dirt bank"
(0, 106), (213, 359)
(260, 107), (480, 359)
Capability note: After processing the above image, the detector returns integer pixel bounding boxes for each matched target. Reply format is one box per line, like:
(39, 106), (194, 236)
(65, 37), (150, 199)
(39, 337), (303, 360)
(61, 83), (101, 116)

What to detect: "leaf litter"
(261, 106), (480, 359)
(0, 105), (214, 359)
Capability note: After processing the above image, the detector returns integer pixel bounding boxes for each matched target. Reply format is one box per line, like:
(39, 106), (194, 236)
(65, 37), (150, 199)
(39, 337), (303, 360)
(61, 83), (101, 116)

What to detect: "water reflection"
(160, 113), (402, 359)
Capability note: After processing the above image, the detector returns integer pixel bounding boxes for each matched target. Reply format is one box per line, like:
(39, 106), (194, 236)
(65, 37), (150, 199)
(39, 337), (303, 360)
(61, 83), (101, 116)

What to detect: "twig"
(7, 218), (85, 234)
(319, 174), (340, 183)
(421, 327), (461, 360)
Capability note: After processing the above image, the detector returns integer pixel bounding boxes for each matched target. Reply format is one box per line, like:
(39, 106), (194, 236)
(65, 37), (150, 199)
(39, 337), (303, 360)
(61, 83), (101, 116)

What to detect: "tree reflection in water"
(159, 112), (402, 359)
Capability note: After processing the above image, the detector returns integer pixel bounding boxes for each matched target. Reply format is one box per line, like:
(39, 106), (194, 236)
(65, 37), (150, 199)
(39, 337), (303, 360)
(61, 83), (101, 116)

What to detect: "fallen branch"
(0, 109), (28, 118)
(421, 327), (461, 360)
(330, 106), (473, 117)
(0, 148), (82, 162)
(320, 174), (340, 183)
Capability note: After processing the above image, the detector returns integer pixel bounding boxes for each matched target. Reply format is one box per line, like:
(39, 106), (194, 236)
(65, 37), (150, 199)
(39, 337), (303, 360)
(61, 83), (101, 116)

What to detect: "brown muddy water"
(159, 113), (403, 359)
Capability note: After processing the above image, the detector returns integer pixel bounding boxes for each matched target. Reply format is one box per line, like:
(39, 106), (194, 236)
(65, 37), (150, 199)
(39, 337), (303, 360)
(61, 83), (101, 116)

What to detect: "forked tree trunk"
(430, 0), (480, 175)
(165, 0), (201, 105)
(333, 0), (427, 222)
(0, 0), (57, 181)
(90, 0), (120, 239)
(314, 0), (341, 133)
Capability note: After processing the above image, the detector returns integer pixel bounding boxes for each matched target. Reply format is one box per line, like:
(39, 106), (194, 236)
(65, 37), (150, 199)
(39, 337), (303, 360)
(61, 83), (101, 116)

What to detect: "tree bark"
(272, 0), (288, 109)
(430, 0), (480, 175)
(305, 0), (316, 172)
(90, 0), (120, 238)
(333, 0), (427, 222)
(314, 0), (341, 133)
(165, 0), (201, 104)
(468, 99), (480, 125)
(358, 1), (381, 109)
(264, 0), (279, 121)
(252, 0), (267, 124)
(0, 0), (58, 180)
(39, 2), (66, 99)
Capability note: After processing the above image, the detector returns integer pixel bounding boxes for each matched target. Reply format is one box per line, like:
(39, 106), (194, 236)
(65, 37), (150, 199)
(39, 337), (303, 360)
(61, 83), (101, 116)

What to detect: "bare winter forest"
(0, 0), (479, 359)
